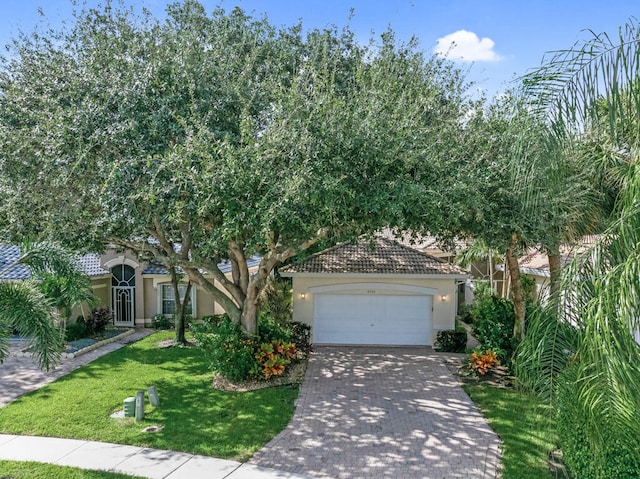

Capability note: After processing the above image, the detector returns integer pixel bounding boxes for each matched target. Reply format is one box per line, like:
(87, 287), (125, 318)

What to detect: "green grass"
(464, 384), (559, 479)
(0, 332), (298, 462)
(0, 460), (141, 478)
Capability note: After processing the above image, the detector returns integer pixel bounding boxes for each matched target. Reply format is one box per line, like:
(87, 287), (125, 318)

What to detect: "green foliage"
(259, 278), (293, 324)
(0, 1), (472, 335)
(290, 321), (312, 355)
(0, 281), (63, 370)
(514, 304), (578, 401)
(0, 241), (90, 370)
(39, 272), (97, 323)
(64, 322), (88, 342)
(193, 318), (258, 382)
(84, 308), (113, 336)
(257, 313), (292, 343)
(520, 274), (537, 303)
(151, 314), (174, 330)
(557, 369), (640, 479)
(194, 314), (306, 382)
(434, 329), (467, 352)
(471, 295), (519, 363)
(201, 314), (228, 326)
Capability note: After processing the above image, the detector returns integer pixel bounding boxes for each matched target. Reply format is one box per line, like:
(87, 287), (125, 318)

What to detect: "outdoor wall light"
(300, 293), (306, 300)
(440, 294), (447, 302)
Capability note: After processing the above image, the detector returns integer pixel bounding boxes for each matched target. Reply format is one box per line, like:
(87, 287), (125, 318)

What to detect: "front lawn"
(0, 461), (141, 479)
(464, 384), (560, 479)
(0, 332), (298, 461)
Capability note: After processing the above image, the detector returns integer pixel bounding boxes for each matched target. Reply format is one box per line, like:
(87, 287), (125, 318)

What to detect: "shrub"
(65, 322), (87, 342)
(472, 295), (519, 363)
(258, 313), (291, 343)
(291, 321), (312, 355)
(201, 314), (228, 326)
(254, 339), (297, 379)
(469, 349), (499, 376)
(557, 370), (640, 478)
(85, 308), (113, 336)
(152, 314), (173, 330)
(193, 318), (258, 382)
(434, 329), (467, 352)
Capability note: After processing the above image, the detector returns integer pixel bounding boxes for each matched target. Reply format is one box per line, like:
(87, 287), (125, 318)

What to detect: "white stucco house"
(280, 237), (470, 346)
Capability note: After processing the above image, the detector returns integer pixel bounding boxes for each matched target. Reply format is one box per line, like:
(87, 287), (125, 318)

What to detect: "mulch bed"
(212, 359), (308, 392)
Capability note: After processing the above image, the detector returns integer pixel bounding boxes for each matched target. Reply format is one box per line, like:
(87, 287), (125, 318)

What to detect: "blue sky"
(1, 0), (637, 98)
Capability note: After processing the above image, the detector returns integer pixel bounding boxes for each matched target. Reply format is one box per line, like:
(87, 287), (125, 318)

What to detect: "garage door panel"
(314, 294), (432, 346)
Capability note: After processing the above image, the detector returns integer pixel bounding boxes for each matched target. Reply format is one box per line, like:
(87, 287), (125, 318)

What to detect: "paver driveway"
(251, 347), (500, 479)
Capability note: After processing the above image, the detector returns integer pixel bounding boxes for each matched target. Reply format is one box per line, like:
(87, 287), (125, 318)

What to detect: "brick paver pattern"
(251, 347), (501, 479)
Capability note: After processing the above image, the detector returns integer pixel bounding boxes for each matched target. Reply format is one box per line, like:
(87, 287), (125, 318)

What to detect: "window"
(159, 283), (196, 316)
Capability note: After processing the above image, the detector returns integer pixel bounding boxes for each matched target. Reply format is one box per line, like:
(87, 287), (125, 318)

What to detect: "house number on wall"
(367, 290), (376, 294)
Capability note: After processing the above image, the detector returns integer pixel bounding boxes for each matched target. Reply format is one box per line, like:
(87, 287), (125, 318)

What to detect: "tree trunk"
(173, 281), (191, 345)
(548, 251), (562, 316)
(240, 296), (259, 336)
(506, 235), (526, 340)
(488, 256), (494, 294)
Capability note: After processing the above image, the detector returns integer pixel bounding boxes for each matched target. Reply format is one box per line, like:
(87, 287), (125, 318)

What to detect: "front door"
(111, 264), (136, 326)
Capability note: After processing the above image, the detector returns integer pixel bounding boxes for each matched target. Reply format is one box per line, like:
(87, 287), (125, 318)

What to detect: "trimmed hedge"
(434, 329), (467, 352)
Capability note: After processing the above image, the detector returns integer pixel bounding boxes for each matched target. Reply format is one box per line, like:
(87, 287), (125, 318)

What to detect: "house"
(0, 244), (260, 327)
(494, 237), (599, 302)
(376, 229), (478, 306)
(280, 237), (470, 346)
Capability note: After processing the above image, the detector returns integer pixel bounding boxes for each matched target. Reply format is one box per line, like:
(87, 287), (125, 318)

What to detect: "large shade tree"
(0, 1), (471, 334)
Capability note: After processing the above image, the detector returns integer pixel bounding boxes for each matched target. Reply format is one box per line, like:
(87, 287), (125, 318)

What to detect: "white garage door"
(313, 294), (432, 346)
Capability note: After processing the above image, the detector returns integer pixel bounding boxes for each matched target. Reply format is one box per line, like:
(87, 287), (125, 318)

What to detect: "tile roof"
(0, 245), (30, 280)
(499, 236), (601, 276)
(0, 244), (109, 281)
(79, 253), (110, 277)
(142, 254), (262, 275)
(281, 237), (468, 276)
(376, 229), (469, 254)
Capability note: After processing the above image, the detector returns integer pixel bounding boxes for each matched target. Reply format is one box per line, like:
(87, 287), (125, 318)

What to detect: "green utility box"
(123, 397), (136, 417)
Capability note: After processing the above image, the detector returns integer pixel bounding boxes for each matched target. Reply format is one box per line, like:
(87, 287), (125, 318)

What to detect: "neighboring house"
(376, 229), (477, 306)
(494, 237), (599, 303)
(280, 237), (469, 347)
(0, 244), (260, 327)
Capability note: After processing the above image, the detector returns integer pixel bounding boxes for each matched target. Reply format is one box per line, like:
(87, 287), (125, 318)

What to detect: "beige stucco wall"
(290, 275), (461, 345)
(69, 276), (110, 323)
(94, 248), (249, 326)
(143, 275), (220, 321)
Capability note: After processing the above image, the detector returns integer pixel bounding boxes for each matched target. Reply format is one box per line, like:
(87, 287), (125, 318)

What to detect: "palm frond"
(522, 17), (640, 147)
(0, 281), (63, 370)
(560, 167), (640, 441)
(514, 303), (579, 403)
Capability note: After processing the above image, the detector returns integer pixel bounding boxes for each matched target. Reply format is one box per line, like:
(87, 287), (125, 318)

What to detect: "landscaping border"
(14, 329), (136, 359)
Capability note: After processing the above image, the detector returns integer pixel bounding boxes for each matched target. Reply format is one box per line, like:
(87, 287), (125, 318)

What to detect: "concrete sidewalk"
(0, 434), (316, 479)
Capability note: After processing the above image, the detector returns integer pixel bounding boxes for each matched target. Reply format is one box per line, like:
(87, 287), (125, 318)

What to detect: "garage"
(280, 236), (469, 347)
(313, 293), (432, 345)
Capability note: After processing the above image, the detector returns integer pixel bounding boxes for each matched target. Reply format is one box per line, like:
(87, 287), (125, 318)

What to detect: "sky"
(0, 0), (637, 99)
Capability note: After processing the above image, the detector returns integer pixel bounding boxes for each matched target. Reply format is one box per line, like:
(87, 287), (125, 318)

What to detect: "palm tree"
(455, 238), (503, 295)
(0, 241), (91, 370)
(516, 18), (640, 475)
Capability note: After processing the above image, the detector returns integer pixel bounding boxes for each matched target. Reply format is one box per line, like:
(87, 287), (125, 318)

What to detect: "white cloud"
(434, 30), (502, 62)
